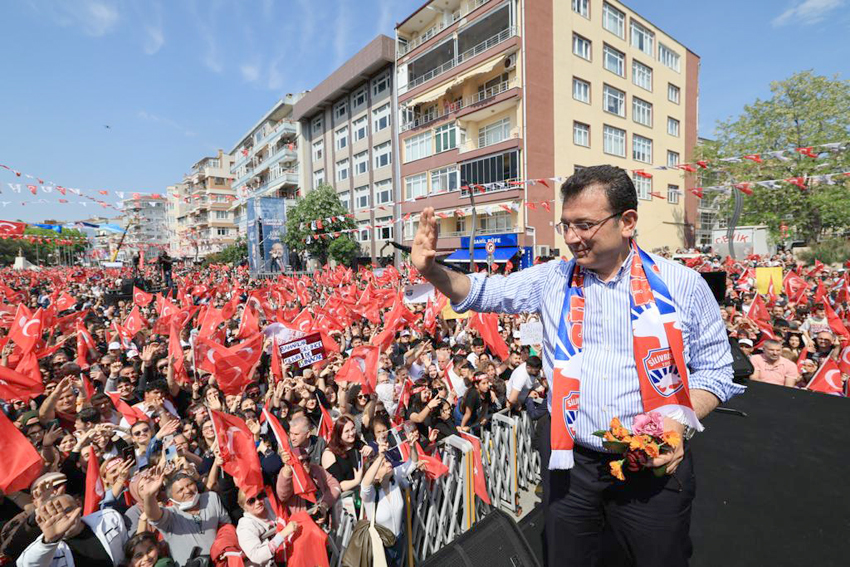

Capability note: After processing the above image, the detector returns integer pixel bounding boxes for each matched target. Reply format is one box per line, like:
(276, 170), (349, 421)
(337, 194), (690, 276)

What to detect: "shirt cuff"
(450, 273), (484, 313)
(690, 375), (746, 404)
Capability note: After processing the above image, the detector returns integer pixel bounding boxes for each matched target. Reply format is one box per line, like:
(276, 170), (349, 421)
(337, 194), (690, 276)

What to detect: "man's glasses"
(246, 490), (266, 505)
(555, 212), (622, 239)
(132, 428), (151, 436)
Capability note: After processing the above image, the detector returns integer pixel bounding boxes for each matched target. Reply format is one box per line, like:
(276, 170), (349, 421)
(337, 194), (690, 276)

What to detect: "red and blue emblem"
(642, 347), (684, 397)
(562, 390), (580, 439)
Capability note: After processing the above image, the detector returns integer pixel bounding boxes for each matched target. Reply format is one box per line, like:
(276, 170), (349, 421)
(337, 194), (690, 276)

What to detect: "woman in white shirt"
(360, 442), (423, 567)
(235, 488), (298, 567)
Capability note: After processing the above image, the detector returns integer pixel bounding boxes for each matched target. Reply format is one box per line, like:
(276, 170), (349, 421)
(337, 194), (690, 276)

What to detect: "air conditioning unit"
(535, 245), (550, 258)
(504, 53), (517, 70)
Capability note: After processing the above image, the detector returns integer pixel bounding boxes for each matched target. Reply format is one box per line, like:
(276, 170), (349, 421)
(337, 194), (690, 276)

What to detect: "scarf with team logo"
(549, 241), (701, 470)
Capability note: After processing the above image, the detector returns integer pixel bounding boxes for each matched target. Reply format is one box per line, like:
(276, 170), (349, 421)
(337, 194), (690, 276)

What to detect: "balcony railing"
(400, 78), (517, 132)
(397, 0), (489, 56)
(439, 224), (519, 238)
(459, 125), (520, 153)
(460, 176), (519, 197)
(406, 26), (516, 91)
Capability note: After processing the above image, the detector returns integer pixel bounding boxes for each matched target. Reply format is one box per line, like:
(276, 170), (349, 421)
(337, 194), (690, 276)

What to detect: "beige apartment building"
(293, 36), (397, 262)
(395, 0), (698, 262)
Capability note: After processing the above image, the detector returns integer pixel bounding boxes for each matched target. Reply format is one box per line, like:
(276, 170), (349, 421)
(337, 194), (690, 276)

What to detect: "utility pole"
(465, 180), (477, 273)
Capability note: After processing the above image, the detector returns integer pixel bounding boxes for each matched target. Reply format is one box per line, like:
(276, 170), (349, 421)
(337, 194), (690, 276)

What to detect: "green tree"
(284, 185), (358, 264)
(697, 71), (850, 245)
(327, 236), (359, 265)
(202, 237), (247, 266)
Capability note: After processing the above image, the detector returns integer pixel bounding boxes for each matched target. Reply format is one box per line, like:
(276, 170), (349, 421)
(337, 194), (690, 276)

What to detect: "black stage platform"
(520, 381), (850, 566)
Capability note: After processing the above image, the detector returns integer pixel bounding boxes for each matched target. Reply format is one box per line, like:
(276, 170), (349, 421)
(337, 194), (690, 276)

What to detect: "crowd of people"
(0, 243), (846, 567)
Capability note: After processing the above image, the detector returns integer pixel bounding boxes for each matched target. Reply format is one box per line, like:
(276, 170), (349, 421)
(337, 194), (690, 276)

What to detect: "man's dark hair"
(144, 379), (168, 394)
(526, 355), (543, 370)
(559, 165), (637, 215)
(78, 407), (101, 424)
(472, 337), (485, 348)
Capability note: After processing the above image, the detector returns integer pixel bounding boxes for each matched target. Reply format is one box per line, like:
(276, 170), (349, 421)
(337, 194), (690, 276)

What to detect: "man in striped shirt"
(411, 165), (743, 566)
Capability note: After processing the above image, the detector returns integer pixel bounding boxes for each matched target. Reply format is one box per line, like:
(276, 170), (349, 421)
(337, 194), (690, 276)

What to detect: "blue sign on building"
(247, 197), (289, 274)
(459, 232), (518, 249)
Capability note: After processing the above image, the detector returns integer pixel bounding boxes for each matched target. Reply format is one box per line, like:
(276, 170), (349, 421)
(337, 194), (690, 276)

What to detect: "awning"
(443, 247), (519, 263)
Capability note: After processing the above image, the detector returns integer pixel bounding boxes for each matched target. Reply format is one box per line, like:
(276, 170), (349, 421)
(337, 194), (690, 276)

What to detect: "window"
(374, 141), (392, 168)
(374, 180), (393, 205)
(357, 220), (370, 242)
(372, 72), (390, 97)
(435, 123), (457, 153)
(335, 158), (349, 181)
(603, 125), (626, 157)
(334, 100), (348, 121)
(354, 185), (370, 209)
(572, 0), (589, 18)
(312, 116), (323, 136)
(573, 122), (590, 147)
(403, 218), (420, 240)
(335, 127), (348, 151)
(431, 166), (458, 193)
(372, 103), (390, 133)
(455, 215), (467, 233)
(635, 176), (651, 200)
(667, 117), (680, 137)
(668, 83), (680, 104)
(667, 150), (680, 167)
(603, 45), (625, 77)
(479, 211), (513, 233)
(215, 210), (229, 219)
(313, 169), (324, 188)
(312, 140), (323, 162)
(352, 87), (367, 108)
(353, 151), (369, 175)
(460, 150), (519, 186)
(339, 190), (350, 211)
(632, 60), (652, 91)
(353, 116), (368, 142)
(375, 216), (393, 240)
(630, 20), (654, 56)
(216, 228), (229, 237)
(602, 2), (625, 38)
(573, 77), (590, 103)
(632, 97), (652, 126)
(632, 134), (652, 163)
(405, 173), (428, 199)
(659, 43), (680, 72)
(603, 85), (625, 117)
(667, 184), (680, 204)
(573, 34), (591, 60)
(478, 117), (511, 148)
(404, 131), (432, 163)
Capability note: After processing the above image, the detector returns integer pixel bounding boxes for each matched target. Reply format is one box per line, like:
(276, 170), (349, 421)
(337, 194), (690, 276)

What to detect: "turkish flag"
(9, 305), (42, 354)
(806, 259), (825, 278)
(196, 334), (262, 395)
(0, 410), (43, 493)
(0, 363), (43, 401)
(270, 338), (284, 384)
(468, 311), (510, 361)
(805, 358), (844, 395)
(83, 446), (105, 515)
(288, 309), (314, 334)
(123, 306), (146, 336)
(75, 319), (96, 369)
(106, 391), (149, 425)
(262, 407), (316, 502)
(198, 306), (224, 339)
(168, 320), (190, 386)
(209, 410), (264, 496)
(236, 304), (259, 340)
(838, 346), (850, 375)
(0, 221), (26, 236)
(415, 443), (449, 480)
(458, 432), (491, 505)
(286, 511), (330, 567)
(823, 300), (850, 341)
(55, 292), (76, 312)
(766, 279), (778, 308)
(317, 399), (333, 443)
(133, 287), (153, 307)
(783, 271), (808, 302)
(796, 347), (810, 374)
(15, 351), (41, 386)
(813, 280), (827, 305)
(334, 355), (366, 385)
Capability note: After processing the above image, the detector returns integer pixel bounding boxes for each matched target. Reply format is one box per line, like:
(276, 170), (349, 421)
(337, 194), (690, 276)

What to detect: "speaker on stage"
(700, 271), (727, 304)
(420, 509), (541, 567)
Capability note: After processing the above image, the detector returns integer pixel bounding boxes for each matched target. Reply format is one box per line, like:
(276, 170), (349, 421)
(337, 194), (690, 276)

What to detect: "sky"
(0, 0), (848, 224)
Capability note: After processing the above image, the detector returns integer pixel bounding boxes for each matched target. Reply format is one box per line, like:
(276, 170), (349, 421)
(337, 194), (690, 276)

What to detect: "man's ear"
(620, 210), (638, 238)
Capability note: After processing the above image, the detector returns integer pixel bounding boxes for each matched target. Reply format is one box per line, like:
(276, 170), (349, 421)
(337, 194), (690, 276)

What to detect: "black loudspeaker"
(700, 271), (727, 304)
(120, 278), (135, 295)
(420, 509), (541, 567)
(728, 338), (754, 382)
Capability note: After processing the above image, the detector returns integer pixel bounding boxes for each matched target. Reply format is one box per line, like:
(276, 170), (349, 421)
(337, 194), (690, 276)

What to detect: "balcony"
(405, 26), (516, 92)
(400, 78), (517, 132)
(440, 224), (520, 238)
(398, 0), (488, 56)
(460, 176), (519, 197)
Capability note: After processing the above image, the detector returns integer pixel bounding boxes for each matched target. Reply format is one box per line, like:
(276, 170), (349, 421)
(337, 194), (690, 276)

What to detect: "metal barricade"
(480, 409), (541, 516)
(328, 493), (359, 567)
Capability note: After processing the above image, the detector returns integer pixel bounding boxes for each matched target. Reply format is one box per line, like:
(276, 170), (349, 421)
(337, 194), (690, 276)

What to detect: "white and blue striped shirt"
(452, 250), (745, 451)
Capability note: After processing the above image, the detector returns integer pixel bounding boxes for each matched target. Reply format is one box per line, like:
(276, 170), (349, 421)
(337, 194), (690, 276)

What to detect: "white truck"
(710, 225), (774, 257)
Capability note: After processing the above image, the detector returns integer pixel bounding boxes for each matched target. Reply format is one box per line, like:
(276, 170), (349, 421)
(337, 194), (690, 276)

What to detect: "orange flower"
(610, 417), (623, 430)
(661, 431), (682, 448)
(644, 442), (660, 459)
(603, 431), (617, 442)
(610, 459), (625, 481)
(627, 435), (645, 451)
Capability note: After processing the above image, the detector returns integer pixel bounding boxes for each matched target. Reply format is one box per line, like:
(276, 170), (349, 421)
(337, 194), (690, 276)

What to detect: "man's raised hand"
(411, 207), (438, 275)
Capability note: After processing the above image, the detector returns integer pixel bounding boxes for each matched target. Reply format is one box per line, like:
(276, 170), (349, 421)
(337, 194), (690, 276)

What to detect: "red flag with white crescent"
(458, 431), (491, 505)
(261, 407), (316, 502)
(83, 446), (104, 515)
(805, 359), (844, 395)
(132, 286), (153, 307)
(0, 411), (43, 493)
(209, 410), (264, 497)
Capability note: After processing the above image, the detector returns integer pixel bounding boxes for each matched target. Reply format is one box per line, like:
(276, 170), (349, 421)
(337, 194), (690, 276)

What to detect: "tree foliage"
(0, 226), (88, 266)
(284, 185), (358, 264)
(697, 71), (850, 244)
(202, 237), (247, 267)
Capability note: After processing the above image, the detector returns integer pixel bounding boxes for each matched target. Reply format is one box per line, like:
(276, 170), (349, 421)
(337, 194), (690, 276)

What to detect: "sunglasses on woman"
(246, 490), (266, 506)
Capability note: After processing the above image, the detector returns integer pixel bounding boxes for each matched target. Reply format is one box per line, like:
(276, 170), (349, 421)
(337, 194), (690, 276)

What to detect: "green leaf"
(592, 430), (608, 438)
(652, 465), (668, 477)
(602, 440), (629, 453)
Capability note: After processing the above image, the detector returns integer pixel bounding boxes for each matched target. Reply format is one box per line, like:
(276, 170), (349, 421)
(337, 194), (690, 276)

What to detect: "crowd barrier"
(325, 409), (542, 566)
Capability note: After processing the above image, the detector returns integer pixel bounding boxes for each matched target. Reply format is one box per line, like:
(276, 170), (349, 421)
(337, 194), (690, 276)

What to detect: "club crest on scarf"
(641, 347), (683, 397)
(562, 390), (580, 439)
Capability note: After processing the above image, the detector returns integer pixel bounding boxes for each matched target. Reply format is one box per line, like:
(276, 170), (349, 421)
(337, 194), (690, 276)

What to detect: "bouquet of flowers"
(592, 412), (682, 481)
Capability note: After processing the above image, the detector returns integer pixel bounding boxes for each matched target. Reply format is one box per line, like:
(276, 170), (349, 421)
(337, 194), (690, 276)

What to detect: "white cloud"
(143, 24), (164, 54)
(138, 110), (196, 137)
(33, 0), (120, 37)
(333, 0), (350, 67)
(772, 0), (845, 26)
(241, 63), (260, 83)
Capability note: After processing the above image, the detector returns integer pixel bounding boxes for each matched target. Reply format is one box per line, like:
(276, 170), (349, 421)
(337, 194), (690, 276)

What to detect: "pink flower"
(632, 412), (665, 437)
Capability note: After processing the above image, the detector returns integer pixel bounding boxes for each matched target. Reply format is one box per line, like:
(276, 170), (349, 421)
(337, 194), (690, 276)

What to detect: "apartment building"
(171, 150), (237, 260)
(230, 94), (304, 237)
(120, 194), (169, 256)
(395, 0), (699, 261)
(293, 35), (397, 263)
